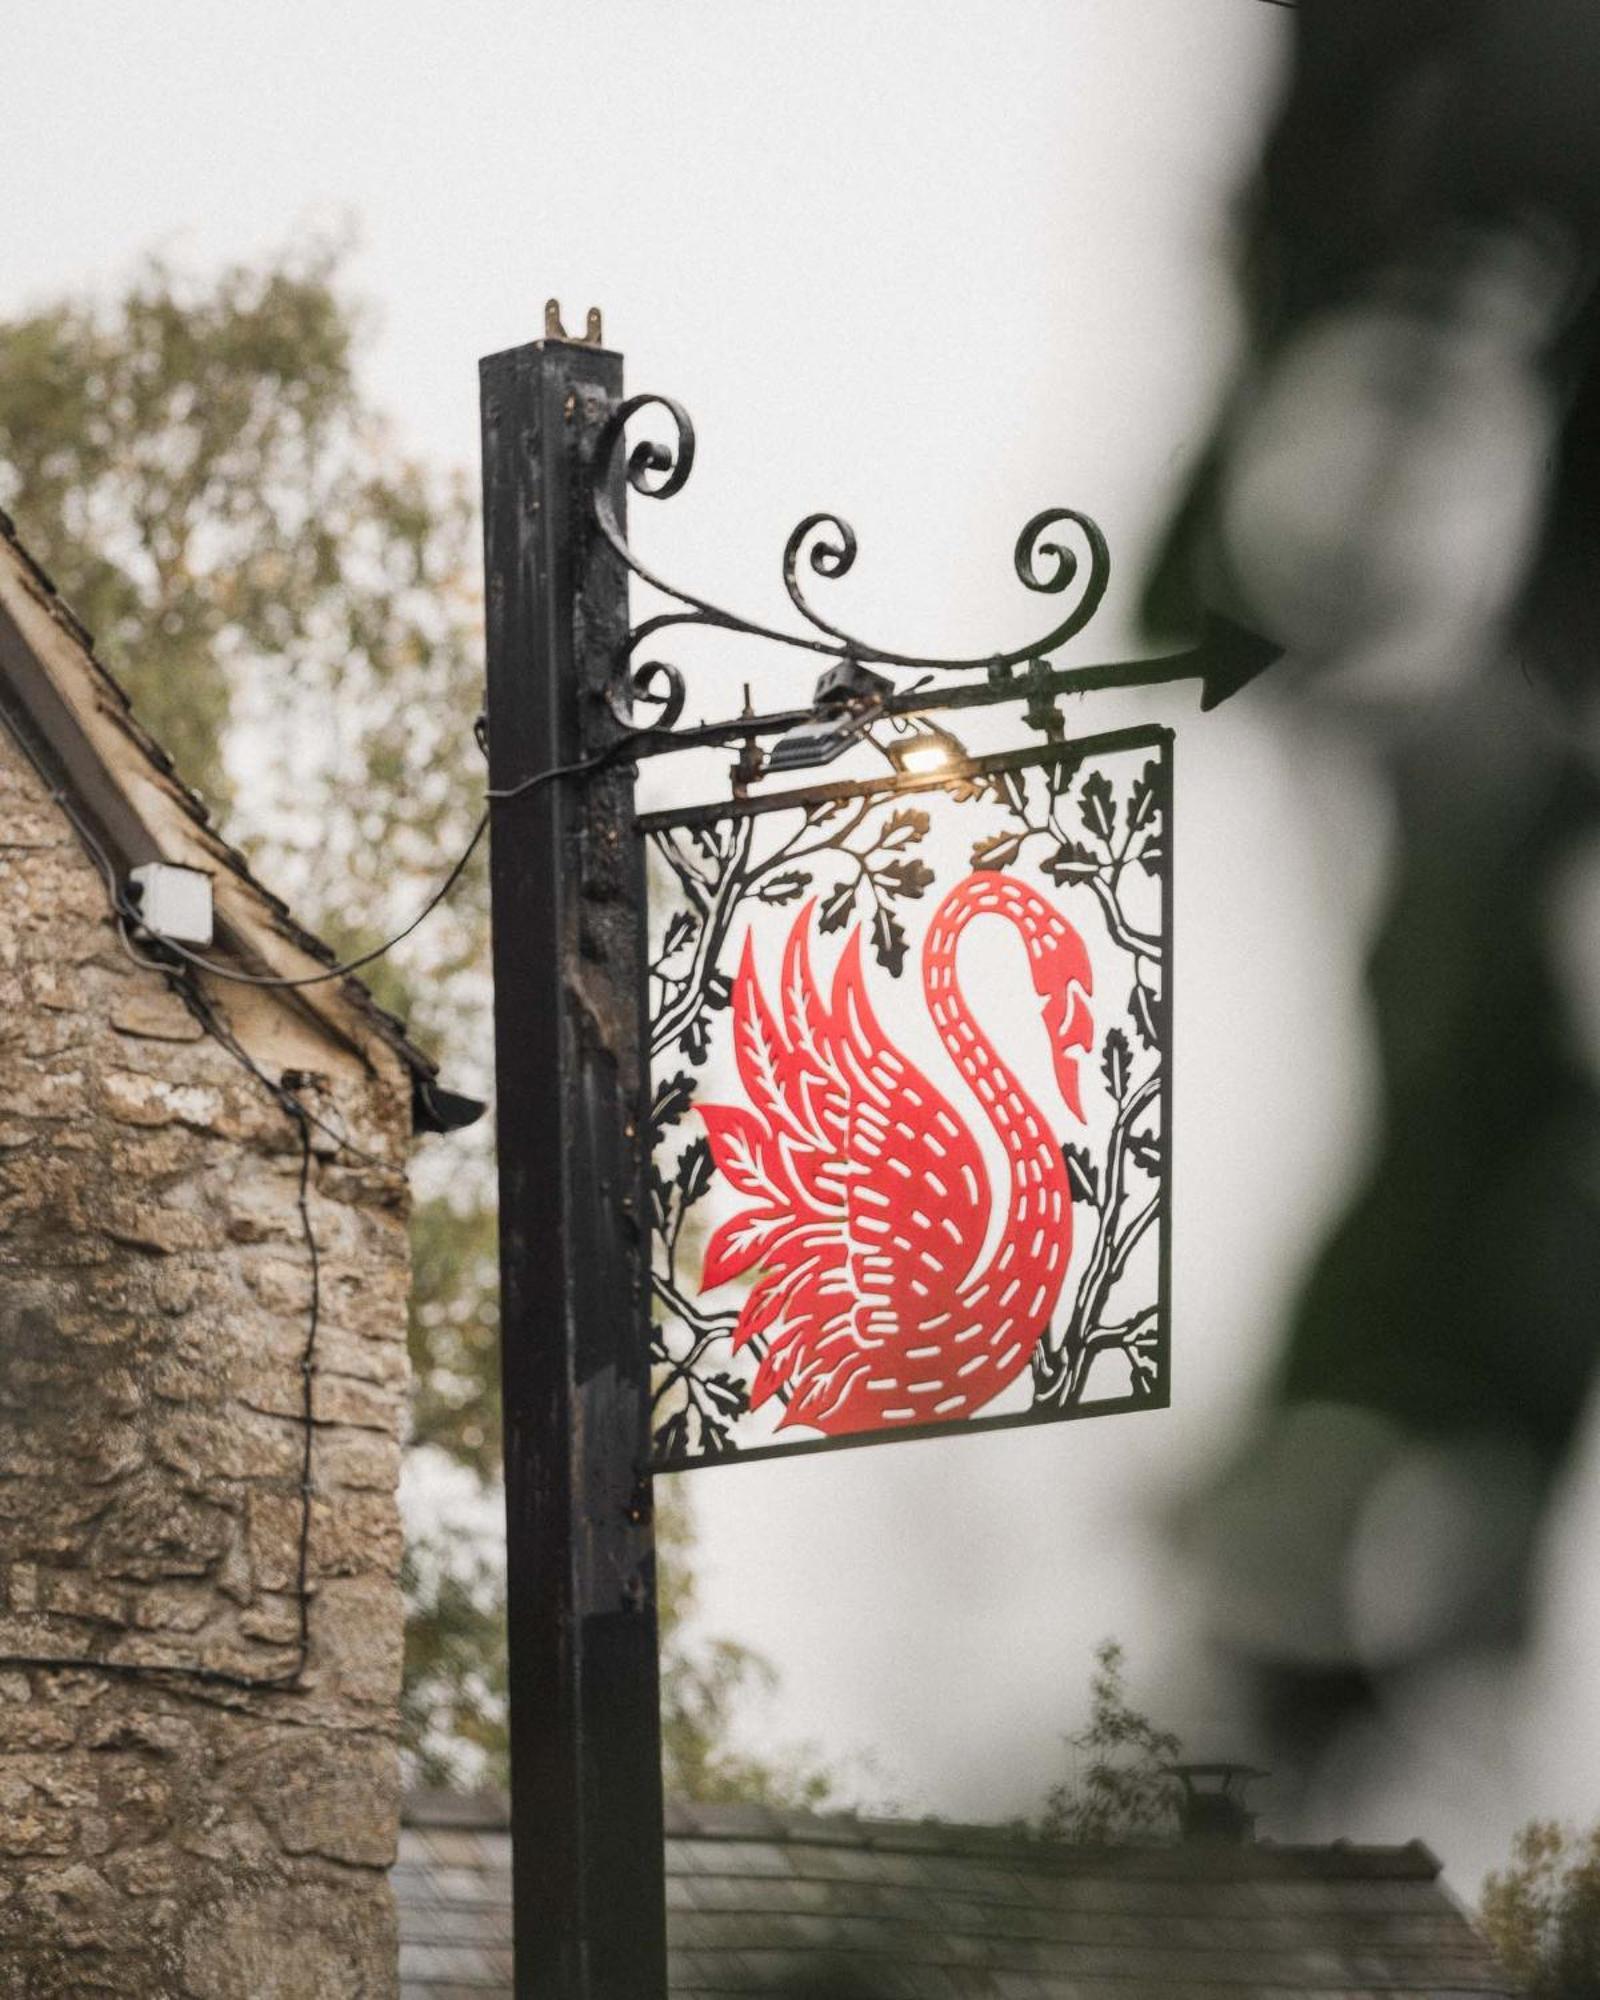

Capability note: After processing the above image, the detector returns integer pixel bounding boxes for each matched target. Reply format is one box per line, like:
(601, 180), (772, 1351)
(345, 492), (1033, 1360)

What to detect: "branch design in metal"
(592, 394), (1111, 735)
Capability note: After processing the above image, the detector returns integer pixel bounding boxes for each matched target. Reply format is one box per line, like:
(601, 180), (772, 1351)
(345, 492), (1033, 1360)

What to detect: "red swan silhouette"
(697, 872), (1094, 1436)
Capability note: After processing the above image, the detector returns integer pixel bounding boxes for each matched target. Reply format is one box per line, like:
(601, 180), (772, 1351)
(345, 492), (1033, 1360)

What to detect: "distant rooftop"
(397, 1791), (1517, 1998)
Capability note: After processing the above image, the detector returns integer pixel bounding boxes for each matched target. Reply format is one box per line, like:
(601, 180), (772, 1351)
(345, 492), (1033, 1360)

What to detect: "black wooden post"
(480, 330), (668, 2000)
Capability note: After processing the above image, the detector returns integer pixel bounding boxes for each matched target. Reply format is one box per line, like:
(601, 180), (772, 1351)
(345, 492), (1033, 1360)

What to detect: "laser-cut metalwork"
(643, 727), (1172, 1469)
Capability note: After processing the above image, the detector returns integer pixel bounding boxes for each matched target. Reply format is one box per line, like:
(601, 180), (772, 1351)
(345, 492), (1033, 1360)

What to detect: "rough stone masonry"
(0, 723), (414, 1998)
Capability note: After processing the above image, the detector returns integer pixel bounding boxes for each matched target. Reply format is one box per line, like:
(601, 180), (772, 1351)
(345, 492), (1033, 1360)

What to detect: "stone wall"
(0, 728), (414, 1997)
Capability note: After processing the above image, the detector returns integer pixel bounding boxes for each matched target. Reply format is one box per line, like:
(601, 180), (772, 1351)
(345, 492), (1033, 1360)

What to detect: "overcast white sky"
(8, 0), (1600, 1892)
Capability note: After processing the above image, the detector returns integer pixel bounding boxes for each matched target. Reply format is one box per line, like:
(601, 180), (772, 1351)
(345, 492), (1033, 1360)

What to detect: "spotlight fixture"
(887, 727), (966, 778)
(766, 660), (894, 775)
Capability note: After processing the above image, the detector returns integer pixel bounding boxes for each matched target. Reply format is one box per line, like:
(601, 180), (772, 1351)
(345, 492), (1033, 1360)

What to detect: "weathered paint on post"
(479, 334), (667, 2000)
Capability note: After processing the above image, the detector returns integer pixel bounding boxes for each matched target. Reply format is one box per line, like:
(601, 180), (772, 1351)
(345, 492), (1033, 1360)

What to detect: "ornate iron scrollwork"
(591, 392), (1111, 739)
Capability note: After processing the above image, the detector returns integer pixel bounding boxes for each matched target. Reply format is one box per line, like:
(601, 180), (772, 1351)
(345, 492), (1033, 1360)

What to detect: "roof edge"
(0, 507), (456, 1118)
(400, 1789), (1442, 1878)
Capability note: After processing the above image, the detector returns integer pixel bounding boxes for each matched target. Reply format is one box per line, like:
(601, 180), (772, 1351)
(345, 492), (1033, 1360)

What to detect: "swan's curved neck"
(922, 878), (1070, 1308)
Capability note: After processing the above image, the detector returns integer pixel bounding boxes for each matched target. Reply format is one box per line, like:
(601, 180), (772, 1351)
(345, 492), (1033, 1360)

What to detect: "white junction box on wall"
(128, 863), (215, 946)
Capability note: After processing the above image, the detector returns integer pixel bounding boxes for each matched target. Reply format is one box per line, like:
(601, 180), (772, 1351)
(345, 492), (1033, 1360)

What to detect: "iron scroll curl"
(591, 391), (1111, 734)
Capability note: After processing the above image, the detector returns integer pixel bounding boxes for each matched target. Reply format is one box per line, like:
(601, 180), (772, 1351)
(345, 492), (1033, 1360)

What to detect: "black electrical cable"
(482, 743), (622, 801)
(136, 814), (488, 991)
(0, 728), (370, 1697)
(140, 741), (628, 991)
(166, 955), (396, 1170)
(175, 979), (325, 1686)
(290, 1118), (320, 1684)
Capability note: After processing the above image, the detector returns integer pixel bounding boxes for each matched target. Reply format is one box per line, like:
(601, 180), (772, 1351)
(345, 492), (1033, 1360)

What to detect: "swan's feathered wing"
(698, 906), (990, 1432)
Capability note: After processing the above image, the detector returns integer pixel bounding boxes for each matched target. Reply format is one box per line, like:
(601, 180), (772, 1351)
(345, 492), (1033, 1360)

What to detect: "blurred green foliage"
(1039, 1640), (1182, 1845)
(405, 1480), (837, 1805)
(408, 1194), (501, 1479)
(655, 1480), (836, 1809)
(1481, 1819), (1600, 1999)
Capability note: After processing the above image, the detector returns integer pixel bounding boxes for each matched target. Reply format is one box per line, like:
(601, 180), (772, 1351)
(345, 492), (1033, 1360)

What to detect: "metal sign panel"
(643, 725), (1172, 1469)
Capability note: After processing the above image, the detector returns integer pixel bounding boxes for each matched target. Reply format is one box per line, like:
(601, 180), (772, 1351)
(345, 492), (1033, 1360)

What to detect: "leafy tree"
(655, 1479), (835, 1809)
(1040, 1639), (1183, 1844)
(407, 1194), (501, 1478)
(402, 1480), (836, 1807)
(0, 238), (488, 1052)
(0, 237), (829, 1805)
(1480, 1819), (1600, 1998)
(401, 1528), (509, 1789)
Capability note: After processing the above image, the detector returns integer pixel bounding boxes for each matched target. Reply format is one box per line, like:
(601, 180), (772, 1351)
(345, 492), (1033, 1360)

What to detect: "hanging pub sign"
(643, 725), (1171, 1468)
